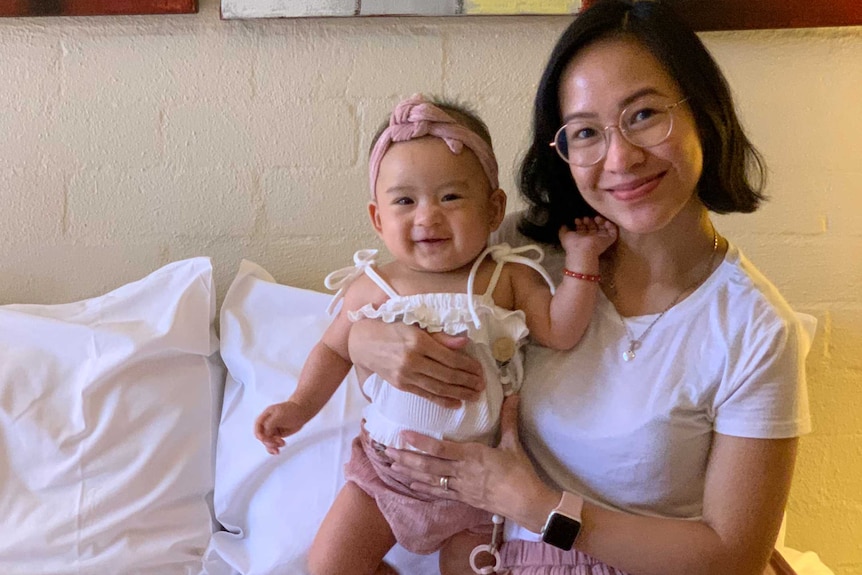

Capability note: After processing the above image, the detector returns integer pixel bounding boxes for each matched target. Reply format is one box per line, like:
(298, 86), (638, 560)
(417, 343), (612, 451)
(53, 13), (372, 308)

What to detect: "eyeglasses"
(550, 97), (689, 167)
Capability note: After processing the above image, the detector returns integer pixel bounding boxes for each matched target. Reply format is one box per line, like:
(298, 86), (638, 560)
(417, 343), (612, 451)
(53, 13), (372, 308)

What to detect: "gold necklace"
(612, 230), (719, 362)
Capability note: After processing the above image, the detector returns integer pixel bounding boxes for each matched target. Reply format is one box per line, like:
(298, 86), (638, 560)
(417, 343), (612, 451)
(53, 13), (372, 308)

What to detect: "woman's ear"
(488, 188), (507, 232)
(368, 200), (384, 235)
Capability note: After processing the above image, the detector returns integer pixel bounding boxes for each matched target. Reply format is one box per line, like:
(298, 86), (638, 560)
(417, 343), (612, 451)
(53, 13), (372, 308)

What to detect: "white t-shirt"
(493, 215), (813, 541)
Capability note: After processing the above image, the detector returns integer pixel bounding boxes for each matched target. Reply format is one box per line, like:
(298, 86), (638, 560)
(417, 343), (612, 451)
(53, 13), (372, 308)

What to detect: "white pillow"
(0, 257), (222, 575)
(203, 260), (437, 575)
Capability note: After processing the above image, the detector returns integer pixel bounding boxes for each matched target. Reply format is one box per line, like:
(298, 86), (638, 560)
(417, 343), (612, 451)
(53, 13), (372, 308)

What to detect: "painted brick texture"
(0, 1), (860, 572)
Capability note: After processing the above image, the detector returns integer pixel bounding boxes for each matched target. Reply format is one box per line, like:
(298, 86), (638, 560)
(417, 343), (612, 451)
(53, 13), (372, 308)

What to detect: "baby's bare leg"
(308, 482), (397, 575)
(439, 529), (494, 575)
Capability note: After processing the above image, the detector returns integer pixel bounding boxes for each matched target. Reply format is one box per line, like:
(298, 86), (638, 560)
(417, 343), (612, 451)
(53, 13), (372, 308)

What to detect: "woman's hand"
(385, 394), (558, 532)
(347, 318), (485, 409)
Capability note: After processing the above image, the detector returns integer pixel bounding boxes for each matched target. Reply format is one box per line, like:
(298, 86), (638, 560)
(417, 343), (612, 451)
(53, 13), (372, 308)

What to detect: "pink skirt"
(499, 540), (799, 575)
(343, 425), (493, 555)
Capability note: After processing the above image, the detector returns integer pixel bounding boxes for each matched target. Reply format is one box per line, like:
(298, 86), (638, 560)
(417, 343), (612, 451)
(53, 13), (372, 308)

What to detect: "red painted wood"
(0, 0), (28, 15)
(581, 0), (862, 30)
(0, 0), (197, 17)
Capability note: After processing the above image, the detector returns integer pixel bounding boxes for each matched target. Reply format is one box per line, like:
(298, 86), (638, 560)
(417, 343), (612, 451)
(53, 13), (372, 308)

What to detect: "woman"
(348, 1), (811, 573)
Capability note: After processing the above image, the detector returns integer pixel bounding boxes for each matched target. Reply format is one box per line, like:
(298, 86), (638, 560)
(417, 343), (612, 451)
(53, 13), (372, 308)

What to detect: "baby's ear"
(488, 188), (507, 231)
(368, 201), (384, 235)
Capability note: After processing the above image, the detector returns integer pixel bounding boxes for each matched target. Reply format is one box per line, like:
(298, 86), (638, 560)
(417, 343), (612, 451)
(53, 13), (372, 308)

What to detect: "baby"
(255, 94), (617, 575)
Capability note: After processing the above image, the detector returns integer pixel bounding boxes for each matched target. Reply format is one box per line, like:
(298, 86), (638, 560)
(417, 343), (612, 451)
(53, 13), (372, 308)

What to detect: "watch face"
(542, 513), (582, 550)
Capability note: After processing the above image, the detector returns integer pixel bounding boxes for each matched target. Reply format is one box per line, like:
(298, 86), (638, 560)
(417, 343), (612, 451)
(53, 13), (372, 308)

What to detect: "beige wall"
(1, 1), (860, 572)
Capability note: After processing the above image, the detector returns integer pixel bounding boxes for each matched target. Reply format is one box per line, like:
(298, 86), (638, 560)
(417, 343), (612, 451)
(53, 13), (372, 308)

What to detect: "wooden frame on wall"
(219, 0), (862, 29)
(0, 0), (197, 17)
(583, 0), (862, 30)
(220, 0), (580, 19)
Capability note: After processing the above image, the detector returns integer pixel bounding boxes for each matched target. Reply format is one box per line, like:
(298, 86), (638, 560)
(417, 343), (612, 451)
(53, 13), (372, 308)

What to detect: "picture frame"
(0, 0), (197, 17)
(221, 0), (580, 20)
(582, 0), (862, 31)
(219, 0), (862, 30)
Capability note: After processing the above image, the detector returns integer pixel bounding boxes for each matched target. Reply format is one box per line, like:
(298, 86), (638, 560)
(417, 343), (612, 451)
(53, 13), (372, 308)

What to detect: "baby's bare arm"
(254, 277), (381, 453)
(510, 264), (591, 349)
(513, 217), (617, 349)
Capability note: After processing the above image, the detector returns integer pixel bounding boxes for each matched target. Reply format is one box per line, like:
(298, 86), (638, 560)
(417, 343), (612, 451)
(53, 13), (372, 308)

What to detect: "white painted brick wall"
(0, 1), (860, 572)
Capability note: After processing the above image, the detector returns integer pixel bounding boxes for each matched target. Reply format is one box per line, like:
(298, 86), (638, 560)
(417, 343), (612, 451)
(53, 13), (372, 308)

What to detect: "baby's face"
(369, 136), (506, 274)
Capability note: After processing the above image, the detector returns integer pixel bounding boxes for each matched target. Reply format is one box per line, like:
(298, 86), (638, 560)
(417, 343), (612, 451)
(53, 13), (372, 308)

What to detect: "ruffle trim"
(348, 292), (529, 343)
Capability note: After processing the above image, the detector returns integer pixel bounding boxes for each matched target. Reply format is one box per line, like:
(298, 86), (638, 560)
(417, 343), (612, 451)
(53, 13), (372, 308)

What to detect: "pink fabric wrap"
(343, 425), (493, 555)
(368, 93), (500, 197)
(498, 540), (799, 575)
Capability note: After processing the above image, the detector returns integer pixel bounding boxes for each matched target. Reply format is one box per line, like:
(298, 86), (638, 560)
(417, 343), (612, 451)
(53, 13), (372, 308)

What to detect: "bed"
(0, 257), (835, 575)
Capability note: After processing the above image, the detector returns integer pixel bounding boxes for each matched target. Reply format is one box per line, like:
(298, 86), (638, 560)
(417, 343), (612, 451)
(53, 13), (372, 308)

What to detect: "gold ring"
(439, 475), (450, 491)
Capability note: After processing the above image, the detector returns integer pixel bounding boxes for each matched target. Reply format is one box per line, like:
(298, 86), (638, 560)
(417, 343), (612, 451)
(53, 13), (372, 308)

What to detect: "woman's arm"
(347, 318), (486, 409)
(388, 396), (797, 575)
(578, 434), (796, 575)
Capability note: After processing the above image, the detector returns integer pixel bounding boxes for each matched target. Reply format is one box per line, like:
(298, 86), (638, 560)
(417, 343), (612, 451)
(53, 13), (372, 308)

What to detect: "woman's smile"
(603, 171), (665, 201)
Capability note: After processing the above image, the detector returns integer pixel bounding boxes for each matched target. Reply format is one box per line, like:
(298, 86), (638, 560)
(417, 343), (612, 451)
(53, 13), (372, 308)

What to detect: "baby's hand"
(254, 400), (310, 455)
(559, 216), (618, 260)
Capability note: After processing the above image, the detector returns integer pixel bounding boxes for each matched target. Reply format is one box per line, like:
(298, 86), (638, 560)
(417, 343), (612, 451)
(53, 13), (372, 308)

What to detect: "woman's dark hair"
(518, 0), (766, 245)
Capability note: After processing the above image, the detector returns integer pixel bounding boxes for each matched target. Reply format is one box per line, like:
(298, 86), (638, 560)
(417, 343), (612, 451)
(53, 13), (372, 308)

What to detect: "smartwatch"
(541, 491), (583, 551)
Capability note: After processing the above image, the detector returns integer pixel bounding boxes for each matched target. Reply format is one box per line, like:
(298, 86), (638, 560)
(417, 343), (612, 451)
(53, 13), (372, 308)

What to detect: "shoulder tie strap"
(323, 249), (398, 315)
(465, 243), (556, 329)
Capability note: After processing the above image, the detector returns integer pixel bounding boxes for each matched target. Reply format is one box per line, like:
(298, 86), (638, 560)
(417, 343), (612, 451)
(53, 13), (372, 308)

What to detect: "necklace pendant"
(612, 227), (718, 365)
(623, 340), (639, 362)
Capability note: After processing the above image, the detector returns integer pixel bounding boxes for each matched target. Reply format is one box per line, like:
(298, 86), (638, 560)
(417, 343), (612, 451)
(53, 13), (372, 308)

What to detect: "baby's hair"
(369, 96), (494, 155)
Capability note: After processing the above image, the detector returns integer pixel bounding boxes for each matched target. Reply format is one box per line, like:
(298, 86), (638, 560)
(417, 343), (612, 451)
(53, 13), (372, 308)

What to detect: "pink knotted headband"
(368, 94), (500, 198)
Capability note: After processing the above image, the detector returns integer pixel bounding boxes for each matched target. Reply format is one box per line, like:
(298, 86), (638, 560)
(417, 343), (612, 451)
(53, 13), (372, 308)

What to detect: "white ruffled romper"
(327, 243), (555, 554)
(327, 243), (555, 450)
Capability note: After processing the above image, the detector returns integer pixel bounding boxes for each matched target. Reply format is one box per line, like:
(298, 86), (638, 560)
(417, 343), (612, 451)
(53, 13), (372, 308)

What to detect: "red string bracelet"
(563, 269), (602, 283)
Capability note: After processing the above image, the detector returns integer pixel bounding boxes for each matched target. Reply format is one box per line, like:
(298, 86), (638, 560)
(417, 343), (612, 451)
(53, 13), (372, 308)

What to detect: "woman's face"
(558, 37), (703, 235)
